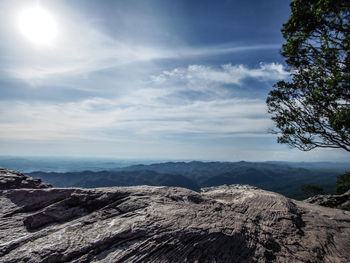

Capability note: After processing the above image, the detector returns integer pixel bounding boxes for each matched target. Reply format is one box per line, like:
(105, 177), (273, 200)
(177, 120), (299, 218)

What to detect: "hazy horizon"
(1, 155), (350, 175)
(0, 0), (349, 162)
(1, 155), (350, 164)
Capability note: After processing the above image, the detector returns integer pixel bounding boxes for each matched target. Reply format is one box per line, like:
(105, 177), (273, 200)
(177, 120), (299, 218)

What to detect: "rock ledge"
(0, 168), (51, 190)
(0, 168), (350, 262)
(304, 190), (350, 211)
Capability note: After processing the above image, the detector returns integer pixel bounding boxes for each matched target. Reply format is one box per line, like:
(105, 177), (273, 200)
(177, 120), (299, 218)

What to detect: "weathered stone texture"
(304, 190), (350, 211)
(0, 168), (51, 190)
(0, 169), (349, 262)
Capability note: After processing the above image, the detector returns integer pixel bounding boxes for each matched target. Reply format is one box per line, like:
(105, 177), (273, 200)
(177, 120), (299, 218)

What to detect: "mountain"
(28, 170), (199, 191)
(28, 161), (345, 200)
(1, 168), (350, 262)
(118, 161), (349, 199)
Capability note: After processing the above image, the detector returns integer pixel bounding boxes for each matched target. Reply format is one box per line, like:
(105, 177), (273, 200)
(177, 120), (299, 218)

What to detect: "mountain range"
(27, 161), (350, 200)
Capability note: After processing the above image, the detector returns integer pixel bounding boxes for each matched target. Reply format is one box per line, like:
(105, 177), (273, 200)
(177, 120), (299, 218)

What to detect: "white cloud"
(0, 94), (272, 143)
(152, 63), (289, 87)
(3, 97), (350, 161)
(0, 62), (290, 142)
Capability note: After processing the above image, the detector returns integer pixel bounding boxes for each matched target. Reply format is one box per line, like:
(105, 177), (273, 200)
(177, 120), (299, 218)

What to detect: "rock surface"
(0, 168), (51, 190)
(0, 168), (350, 262)
(304, 190), (350, 211)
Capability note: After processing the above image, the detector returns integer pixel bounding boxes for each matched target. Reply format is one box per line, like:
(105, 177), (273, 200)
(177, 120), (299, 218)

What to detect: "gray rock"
(304, 190), (350, 211)
(0, 169), (350, 262)
(0, 167), (51, 190)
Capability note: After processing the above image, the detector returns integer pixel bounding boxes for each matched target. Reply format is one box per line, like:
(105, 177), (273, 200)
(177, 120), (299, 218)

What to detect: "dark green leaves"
(267, 0), (350, 152)
(335, 172), (350, 194)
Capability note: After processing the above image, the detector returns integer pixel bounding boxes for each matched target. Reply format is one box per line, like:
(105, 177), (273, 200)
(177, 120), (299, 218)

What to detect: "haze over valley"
(0, 156), (348, 200)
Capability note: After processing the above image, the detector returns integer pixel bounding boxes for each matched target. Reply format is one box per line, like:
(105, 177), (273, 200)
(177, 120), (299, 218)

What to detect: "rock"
(0, 167), (51, 190)
(0, 169), (350, 262)
(304, 190), (350, 211)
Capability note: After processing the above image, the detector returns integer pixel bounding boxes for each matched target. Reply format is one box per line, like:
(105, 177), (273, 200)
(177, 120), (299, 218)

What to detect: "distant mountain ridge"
(30, 169), (200, 191)
(28, 161), (347, 199)
(1, 156), (349, 173)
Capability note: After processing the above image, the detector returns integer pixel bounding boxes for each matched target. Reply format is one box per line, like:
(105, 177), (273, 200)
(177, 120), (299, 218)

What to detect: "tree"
(301, 184), (325, 198)
(266, 0), (350, 151)
(335, 172), (350, 194)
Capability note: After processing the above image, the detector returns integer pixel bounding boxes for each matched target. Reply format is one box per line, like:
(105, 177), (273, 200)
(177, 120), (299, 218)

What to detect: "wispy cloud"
(174, 44), (280, 58)
(1, 0), (349, 162)
(0, 0), (283, 84)
(1, 1), (281, 83)
(0, 97), (271, 141)
(153, 62), (288, 84)
(7, 41), (282, 82)
(0, 62), (290, 142)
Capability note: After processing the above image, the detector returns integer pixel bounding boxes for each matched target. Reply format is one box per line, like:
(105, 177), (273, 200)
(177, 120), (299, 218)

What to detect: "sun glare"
(18, 6), (57, 46)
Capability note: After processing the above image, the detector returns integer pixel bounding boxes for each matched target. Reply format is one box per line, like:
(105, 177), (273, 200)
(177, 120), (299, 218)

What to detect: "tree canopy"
(266, 0), (350, 151)
(335, 172), (350, 194)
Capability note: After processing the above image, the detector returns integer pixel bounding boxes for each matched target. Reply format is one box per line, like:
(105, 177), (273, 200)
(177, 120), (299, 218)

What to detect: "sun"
(18, 6), (57, 46)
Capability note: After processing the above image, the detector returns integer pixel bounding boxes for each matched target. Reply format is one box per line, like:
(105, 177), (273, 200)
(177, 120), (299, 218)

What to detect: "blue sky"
(0, 0), (348, 161)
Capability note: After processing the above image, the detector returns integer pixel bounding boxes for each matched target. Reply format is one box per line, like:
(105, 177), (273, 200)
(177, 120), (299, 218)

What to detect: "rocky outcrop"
(304, 190), (350, 211)
(0, 168), (51, 190)
(0, 168), (350, 262)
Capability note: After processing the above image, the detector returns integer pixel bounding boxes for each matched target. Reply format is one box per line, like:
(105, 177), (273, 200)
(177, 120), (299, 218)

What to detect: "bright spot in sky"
(18, 6), (57, 46)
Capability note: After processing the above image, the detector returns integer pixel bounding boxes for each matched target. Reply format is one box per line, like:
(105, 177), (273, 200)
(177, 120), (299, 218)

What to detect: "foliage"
(301, 184), (325, 198)
(266, 0), (350, 151)
(335, 171), (350, 194)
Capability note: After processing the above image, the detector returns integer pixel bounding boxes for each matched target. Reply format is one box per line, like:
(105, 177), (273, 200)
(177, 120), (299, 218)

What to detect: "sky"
(0, 0), (348, 162)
